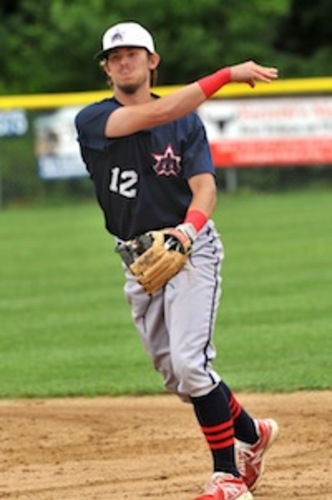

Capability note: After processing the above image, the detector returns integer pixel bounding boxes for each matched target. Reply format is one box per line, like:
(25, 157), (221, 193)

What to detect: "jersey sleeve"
(75, 99), (118, 151)
(181, 113), (215, 179)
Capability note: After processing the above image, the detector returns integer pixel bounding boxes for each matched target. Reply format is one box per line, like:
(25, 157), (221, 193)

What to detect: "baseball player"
(75, 21), (279, 500)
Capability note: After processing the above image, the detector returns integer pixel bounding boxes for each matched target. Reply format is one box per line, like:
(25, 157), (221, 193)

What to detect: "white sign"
(34, 107), (87, 179)
(0, 109), (28, 137)
(198, 96), (332, 166)
(33, 97), (332, 178)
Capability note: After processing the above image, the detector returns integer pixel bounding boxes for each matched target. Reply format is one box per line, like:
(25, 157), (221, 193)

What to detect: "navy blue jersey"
(75, 97), (215, 240)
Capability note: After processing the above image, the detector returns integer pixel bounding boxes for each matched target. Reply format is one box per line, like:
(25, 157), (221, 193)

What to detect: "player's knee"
(172, 354), (203, 394)
(152, 354), (178, 394)
(163, 373), (179, 395)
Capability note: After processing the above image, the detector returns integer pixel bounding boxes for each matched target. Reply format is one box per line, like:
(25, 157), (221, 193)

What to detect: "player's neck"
(114, 85), (154, 106)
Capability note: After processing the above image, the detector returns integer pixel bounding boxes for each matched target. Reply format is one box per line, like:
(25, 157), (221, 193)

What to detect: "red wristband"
(197, 67), (231, 98)
(184, 209), (208, 232)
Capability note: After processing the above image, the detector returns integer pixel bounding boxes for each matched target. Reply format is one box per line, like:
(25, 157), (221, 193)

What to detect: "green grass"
(215, 190), (332, 391)
(0, 189), (331, 397)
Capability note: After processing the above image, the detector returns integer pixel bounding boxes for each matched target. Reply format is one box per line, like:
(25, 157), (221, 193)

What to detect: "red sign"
(210, 138), (332, 167)
(198, 97), (332, 167)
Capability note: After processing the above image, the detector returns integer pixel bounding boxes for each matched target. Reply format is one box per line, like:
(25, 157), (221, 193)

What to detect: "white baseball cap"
(95, 22), (155, 59)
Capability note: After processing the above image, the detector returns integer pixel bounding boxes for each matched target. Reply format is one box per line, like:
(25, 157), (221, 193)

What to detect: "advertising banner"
(33, 96), (332, 179)
(198, 96), (332, 167)
(0, 109), (28, 137)
(34, 107), (87, 179)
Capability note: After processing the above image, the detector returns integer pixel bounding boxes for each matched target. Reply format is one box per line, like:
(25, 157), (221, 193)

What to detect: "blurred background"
(0, 0), (331, 206)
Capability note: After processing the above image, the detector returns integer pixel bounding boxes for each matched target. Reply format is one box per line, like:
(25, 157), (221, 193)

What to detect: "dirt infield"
(0, 391), (331, 499)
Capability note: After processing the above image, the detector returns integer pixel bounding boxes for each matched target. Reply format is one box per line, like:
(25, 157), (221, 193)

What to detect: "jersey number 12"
(109, 167), (138, 198)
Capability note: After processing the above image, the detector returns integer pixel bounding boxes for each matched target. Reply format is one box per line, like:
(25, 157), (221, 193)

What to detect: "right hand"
(164, 223), (196, 255)
(230, 60), (278, 88)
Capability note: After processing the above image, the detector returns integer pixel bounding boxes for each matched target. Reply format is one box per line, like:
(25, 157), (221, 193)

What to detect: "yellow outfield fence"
(0, 77), (331, 110)
(0, 75), (331, 204)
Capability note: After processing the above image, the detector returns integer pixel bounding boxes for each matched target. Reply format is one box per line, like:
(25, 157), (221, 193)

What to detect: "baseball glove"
(116, 226), (194, 294)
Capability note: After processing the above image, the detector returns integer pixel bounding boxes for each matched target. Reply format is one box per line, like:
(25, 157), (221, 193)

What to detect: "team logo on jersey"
(152, 144), (182, 176)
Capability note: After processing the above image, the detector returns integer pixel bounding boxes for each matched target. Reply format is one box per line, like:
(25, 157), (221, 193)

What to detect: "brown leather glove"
(116, 225), (195, 294)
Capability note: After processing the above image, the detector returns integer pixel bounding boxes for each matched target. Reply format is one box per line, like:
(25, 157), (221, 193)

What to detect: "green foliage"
(0, 190), (331, 397)
(1, 0), (330, 93)
(275, 0), (332, 56)
(0, 1), (104, 93)
(274, 0), (332, 77)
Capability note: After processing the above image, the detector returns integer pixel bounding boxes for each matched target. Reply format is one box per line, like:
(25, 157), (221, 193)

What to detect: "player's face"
(104, 47), (158, 94)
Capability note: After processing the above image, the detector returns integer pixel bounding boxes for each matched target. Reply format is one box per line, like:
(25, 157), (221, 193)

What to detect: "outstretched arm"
(105, 61), (278, 137)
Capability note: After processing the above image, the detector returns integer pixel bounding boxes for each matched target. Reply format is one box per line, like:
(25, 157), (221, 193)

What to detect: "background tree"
(3, 0), (330, 94)
(274, 0), (332, 76)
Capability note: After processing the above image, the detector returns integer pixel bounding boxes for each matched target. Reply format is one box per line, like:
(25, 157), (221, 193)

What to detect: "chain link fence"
(0, 108), (95, 208)
(1, 80), (332, 207)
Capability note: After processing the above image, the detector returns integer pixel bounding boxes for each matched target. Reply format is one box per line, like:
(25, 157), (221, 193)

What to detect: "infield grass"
(0, 188), (331, 397)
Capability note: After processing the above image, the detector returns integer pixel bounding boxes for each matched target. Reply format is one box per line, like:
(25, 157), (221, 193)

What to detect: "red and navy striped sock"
(191, 384), (239, 476)
(219, 381), (258, 444)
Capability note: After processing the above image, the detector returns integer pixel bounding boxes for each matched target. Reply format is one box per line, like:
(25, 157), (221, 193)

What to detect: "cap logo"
(111, 30), (124, 43)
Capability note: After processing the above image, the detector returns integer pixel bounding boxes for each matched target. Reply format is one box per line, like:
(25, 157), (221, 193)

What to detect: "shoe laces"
(204, 474), (241, 495)
(237, 441), (263, 474)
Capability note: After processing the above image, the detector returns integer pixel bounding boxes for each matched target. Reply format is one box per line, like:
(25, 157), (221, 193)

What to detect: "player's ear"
(100, 59), (111, 77)
(148, 52), (160, 70)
